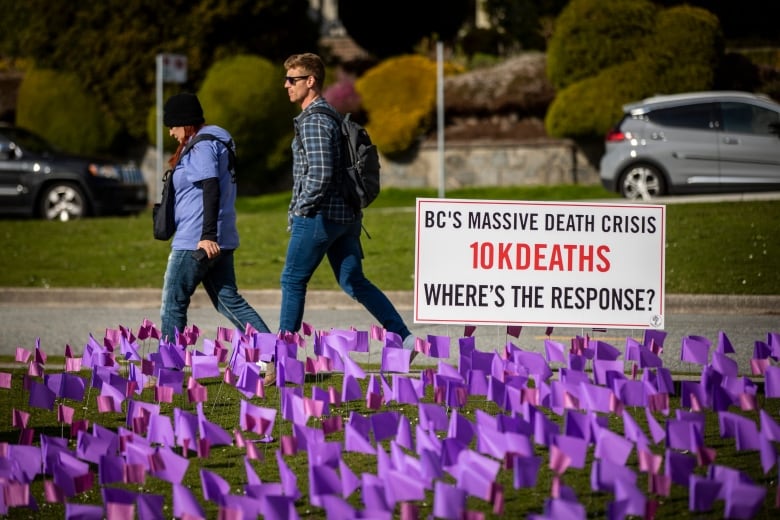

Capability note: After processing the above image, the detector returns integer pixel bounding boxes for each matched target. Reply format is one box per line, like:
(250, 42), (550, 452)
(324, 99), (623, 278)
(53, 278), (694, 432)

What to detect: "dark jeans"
(279, 214), (410, 339)
(160, 249), (270, 341)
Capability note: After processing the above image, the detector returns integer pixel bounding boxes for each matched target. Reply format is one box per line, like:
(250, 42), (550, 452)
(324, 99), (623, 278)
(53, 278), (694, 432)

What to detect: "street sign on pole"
(154, 53), (188, 200)
(161, 54), (187, 84)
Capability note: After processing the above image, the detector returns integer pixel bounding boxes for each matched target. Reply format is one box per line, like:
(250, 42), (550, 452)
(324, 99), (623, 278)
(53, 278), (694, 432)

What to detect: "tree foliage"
(338, 0), (470, 59)
(0, 0), (318, 146)
(16, 69), (121, 154)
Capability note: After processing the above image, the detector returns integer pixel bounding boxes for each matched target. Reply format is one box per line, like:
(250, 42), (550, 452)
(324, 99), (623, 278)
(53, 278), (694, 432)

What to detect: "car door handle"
(723, 136), (740, 145)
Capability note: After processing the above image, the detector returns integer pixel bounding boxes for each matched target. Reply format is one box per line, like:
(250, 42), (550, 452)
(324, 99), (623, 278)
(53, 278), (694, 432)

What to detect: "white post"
(436, 41), (445, 198)
(155, 54), (164, 201)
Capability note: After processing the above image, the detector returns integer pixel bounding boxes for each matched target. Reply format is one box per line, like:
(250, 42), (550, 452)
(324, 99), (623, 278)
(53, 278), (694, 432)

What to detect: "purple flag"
(681, 335), (711, 365)
(433, 480), (466, 519)
(553, 434), (588, 469)
(308, 464), (341, 504)
(643, 330), (667, 349)
(191, 354), (220, 380)
(760, 409), (780, 441)
(381, 346), (411, 373)
(666, 449), (696, 486)
(29, 381), (56, 410)
(371, 411), (400, 443)
(591, 458), (636, 493)
(765, 366), (780, 397)
(544, 339), (566, 363)
(723, 482), (766, 519)
(339, 459), (360, 497)
(150, 446), (189, 484)
(512, 454), (542, 488)
(173, 482), (205, 518)
(716, 330), (735, 354)
(595, 427), (633, 465)
(76, 430), (112, 465)
(65, 504), (104, 520)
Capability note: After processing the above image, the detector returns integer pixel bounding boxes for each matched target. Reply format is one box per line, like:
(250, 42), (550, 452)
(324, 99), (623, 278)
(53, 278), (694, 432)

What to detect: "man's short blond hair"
(283, 53), (325, 89)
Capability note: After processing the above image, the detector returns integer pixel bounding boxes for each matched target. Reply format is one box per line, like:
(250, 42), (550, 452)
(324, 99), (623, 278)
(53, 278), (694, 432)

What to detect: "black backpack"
(304, 106), (381, 210)
(152, 134), (236, 241)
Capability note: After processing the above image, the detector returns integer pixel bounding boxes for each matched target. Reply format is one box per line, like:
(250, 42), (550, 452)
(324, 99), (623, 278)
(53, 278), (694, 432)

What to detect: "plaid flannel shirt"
(288, 98), (356, 226)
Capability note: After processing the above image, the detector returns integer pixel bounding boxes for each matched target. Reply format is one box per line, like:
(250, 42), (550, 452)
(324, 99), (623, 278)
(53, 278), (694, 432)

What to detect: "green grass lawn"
(1, 186), (778, 295)
(0, 356), (777, 519)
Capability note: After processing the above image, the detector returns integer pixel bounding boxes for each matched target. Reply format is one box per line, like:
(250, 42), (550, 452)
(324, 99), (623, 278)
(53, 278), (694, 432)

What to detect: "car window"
(0, 127), (56, 155)
(646, 102), (715, 130)
(721, 102), (780, 136)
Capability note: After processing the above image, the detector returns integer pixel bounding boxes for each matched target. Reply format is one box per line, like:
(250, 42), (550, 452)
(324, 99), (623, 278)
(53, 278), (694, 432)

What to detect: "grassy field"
(1, 186), (778, 295)
(0, 357), (777, 519)
(1, 185), (778, 518)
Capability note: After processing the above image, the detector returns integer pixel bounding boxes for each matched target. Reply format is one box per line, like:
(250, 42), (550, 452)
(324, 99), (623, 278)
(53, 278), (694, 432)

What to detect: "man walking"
(268, 53), (416, 384)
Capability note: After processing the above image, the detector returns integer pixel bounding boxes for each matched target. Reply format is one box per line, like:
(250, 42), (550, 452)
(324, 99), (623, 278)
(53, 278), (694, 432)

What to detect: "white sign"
(161, 53), (187, 84)
(413, 198), (666, 329)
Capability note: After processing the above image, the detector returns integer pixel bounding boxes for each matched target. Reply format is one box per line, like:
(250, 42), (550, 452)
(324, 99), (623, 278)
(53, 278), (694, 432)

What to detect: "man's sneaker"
(263, 365), (276, 387)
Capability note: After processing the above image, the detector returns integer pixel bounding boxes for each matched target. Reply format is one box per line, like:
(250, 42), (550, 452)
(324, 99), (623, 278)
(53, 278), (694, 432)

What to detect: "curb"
(1, 288), (778, 315)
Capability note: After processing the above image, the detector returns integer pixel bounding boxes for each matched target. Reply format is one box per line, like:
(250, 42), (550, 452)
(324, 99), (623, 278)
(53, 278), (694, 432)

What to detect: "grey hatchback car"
(599, 91), (780, 199)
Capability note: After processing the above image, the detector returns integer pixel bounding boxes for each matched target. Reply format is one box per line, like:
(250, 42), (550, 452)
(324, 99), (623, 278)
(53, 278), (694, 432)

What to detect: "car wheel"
(39, 183), (87, 221)
(619, 165), (666, 200)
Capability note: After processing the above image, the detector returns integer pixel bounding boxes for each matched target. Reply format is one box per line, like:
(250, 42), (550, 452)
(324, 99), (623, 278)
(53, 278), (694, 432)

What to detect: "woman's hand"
(197, 239), (221, 259)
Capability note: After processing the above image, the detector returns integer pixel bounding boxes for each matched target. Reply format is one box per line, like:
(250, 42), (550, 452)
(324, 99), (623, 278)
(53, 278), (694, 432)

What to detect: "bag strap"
(185, 133), (237, 182)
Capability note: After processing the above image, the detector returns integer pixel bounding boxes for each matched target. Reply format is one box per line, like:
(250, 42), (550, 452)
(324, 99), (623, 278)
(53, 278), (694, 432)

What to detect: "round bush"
(356, 55), (438, 156)
(198, 54), (297, 193)
(16, 68), (119, 154)
(546, 0), (657, 91)
(545, 61), (657, 138)
(640, 5), (723, 94)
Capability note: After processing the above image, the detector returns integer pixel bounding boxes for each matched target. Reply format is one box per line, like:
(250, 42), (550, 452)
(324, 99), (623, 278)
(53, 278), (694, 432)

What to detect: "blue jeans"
(280, 214), (411, 339)
(161, 249), (270, 341)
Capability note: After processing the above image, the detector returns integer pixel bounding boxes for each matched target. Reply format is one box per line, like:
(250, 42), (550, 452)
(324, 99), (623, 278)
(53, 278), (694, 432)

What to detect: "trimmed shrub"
(545, 2), (724, 140)
(16, 68), (120, 154)
(545, 61), (658, 138)
(546, 0), (657, 90)
(356, 55), (438, 156)
(639, 5), (723, 94)
(148, 55), (297, 195)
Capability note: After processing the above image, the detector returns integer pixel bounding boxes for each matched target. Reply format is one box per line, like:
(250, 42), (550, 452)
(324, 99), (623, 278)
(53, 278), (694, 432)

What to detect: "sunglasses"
(285, 75), (310, 84)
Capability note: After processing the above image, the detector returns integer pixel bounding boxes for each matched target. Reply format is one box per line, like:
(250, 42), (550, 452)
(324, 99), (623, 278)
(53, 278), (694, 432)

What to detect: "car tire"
(619, 164), (666, 200)
(39, 182), (88, 221)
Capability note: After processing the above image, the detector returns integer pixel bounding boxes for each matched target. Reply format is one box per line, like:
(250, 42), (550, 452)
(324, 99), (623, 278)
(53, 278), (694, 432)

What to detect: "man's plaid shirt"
(289, 98), (357, 225)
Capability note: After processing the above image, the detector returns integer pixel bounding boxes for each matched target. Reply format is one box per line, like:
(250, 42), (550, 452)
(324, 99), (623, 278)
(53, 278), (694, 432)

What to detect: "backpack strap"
(181, 133), (237, 182)
(295, 105), (346, 176)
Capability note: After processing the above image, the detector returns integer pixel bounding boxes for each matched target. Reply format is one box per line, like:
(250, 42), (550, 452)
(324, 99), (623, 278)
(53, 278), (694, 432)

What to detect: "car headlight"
(88, 163), (120, 180)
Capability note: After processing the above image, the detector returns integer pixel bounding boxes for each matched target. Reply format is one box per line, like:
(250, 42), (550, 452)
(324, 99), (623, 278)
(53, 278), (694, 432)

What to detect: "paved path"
(1, 289), (778, 377)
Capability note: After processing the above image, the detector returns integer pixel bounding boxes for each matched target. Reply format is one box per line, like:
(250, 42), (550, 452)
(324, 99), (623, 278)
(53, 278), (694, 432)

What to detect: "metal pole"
(155, 54), (164, 201)
(437, 41), (445, 198)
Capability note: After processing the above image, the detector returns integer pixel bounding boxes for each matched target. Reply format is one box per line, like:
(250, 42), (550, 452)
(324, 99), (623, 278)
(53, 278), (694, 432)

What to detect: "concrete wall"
(142, 139), (601, 201)
(379, 139), (600, 190)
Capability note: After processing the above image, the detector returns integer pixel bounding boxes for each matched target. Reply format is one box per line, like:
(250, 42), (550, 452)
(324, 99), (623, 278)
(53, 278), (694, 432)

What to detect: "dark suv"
(0, 124), (148, 220)
(600, 91), (780, 199)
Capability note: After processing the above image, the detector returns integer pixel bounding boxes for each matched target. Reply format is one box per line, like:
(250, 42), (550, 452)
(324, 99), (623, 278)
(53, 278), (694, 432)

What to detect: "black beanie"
(163, 93), (205, 127)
